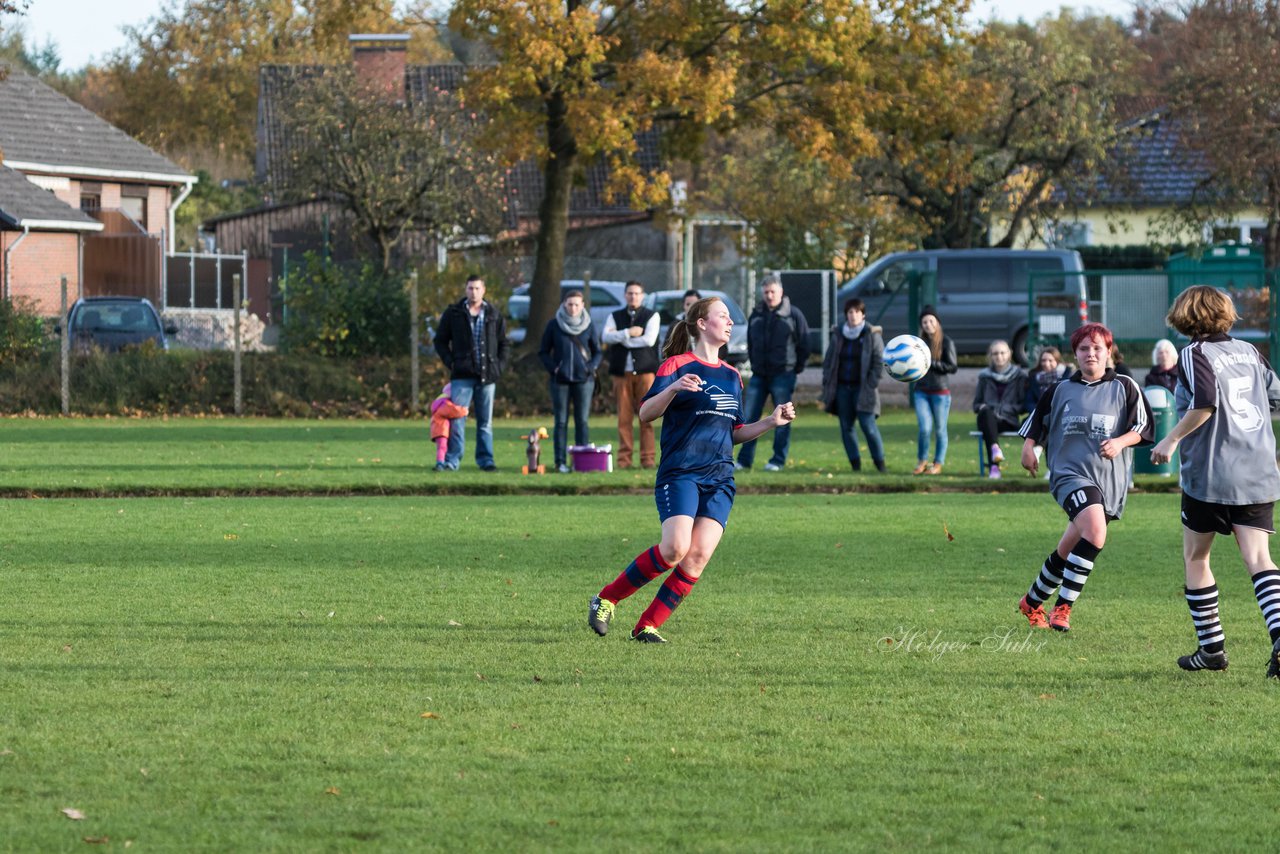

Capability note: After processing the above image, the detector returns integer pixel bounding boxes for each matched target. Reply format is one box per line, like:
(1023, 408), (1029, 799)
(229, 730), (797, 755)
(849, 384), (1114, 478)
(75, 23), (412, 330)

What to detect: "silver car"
(643, 289), (750, 370)
(505, 280), (629, 344)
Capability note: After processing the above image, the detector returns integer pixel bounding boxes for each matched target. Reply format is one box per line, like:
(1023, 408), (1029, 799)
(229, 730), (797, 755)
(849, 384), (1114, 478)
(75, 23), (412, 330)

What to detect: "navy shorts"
(1181, 494), (1276, 535)
(656, 478), (735, 528)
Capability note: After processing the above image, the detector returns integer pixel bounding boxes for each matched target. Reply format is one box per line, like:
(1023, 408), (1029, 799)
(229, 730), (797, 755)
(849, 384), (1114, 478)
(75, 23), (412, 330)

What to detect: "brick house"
(0, 65), (196, 315)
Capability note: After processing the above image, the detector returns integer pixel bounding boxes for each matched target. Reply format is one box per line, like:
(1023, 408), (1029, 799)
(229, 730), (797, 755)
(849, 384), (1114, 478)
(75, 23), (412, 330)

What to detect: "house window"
(1047, 221), (1090, 249)
(120, 195), (147, 226)
(1211, 221), (1265, 245)
(80, 193), (100, 212)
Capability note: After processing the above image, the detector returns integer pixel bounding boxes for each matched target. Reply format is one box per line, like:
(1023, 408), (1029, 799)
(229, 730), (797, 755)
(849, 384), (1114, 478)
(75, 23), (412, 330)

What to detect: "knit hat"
(920, 304), (940, 322)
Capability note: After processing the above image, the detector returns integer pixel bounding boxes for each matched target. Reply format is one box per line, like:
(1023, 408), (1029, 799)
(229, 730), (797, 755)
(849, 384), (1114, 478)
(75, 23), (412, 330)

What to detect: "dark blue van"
(834, 249), (1088, 365)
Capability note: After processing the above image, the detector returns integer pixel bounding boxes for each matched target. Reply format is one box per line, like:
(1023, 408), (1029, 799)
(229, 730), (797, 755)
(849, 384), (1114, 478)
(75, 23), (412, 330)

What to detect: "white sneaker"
(988, 465), (1002, 480)
(557, 464), (571, 474)
(733, 462), (747, 471)
(764, 463), (782, 472)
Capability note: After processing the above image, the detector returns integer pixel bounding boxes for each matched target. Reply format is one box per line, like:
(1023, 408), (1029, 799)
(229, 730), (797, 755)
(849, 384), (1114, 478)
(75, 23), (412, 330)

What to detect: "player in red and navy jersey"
(588, 297), (796, 643)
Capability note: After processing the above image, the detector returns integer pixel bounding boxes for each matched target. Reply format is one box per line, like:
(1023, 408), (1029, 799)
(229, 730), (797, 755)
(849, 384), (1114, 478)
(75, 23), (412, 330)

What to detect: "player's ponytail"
(663, 297), (721, 359)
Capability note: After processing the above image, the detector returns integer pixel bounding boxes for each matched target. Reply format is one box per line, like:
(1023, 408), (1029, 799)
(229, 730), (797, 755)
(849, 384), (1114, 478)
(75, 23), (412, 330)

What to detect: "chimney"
(350, 34), (409, 101)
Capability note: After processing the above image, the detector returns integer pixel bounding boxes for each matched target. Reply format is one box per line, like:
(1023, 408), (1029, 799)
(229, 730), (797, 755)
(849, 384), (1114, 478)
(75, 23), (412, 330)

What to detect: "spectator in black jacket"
(737, 274), (810, 471)
(539, 290), (603, 473)
(433, 275), (508, 471)
(1144, 339), (1179, 392)
(821, 298), (886, 472)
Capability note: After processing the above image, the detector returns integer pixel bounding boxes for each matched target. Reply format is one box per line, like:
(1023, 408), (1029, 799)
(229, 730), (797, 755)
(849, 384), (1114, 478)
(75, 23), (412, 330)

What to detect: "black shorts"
(1060, 485), (1115, 522)
(1181, 494), (1276, 535)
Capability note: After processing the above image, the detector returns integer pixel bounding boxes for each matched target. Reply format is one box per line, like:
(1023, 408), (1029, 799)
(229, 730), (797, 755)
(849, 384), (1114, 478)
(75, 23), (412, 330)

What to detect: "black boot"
(850, 459), (861, 472)
(874, 459), (887, 473)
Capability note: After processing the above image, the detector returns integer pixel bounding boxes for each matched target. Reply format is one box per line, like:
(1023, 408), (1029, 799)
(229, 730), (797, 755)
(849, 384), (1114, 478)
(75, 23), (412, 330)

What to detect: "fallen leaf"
(0, 748), (13, 756)
(510, 723), (521, 729)
(475, 673), (487, 681)
(83, 836), (109, 844)
(61, 645), (72, 653)
(447, 620), (462, 627)
(139, 768), (148, 777)
(327, 611), (335, 618)
(324, 787), (340, 796)
(943, 522), (955, 542)
(834, 542), (843, 548)
(532, 675), (542, 683)
(1033, 793), (1045, 801)
(62, 808), (85, 820)
(421, 711), (441, 719)
(759, 684), (767, 694)
(547, 820), (559, 827)
(1038, 693), (1056, 700)
(224, 533), (238, 540)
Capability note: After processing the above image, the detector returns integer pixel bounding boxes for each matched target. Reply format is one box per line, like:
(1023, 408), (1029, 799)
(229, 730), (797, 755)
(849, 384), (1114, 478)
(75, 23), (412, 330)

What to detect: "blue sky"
(16, 0), (1140, 71)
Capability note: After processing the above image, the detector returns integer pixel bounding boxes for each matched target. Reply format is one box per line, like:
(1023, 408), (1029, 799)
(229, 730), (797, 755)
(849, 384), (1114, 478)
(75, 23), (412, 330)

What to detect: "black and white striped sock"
(1185, 584), (1225, 654)
(1056, 539), (1100, 607)
(1026, 551), (1067, 607)
(1251, 570), (1280, 645)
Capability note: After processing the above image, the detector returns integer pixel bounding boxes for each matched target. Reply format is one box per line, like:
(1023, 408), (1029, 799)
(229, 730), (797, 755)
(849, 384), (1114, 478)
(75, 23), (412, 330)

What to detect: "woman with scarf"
(821, 297), (886, 472)
(911, 305), (957, 475)
(973, 339), (1028, 479)
(539, 290), (603, 473)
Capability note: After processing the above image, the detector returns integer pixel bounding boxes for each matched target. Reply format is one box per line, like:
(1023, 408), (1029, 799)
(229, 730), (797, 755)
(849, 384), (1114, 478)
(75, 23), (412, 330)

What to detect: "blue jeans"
(737, 371), (796, 468)
(912, 390), (951, 465)
(549, 379), (593, 467)
(836, 383), (884, 465)
(445, 378), (495, 469)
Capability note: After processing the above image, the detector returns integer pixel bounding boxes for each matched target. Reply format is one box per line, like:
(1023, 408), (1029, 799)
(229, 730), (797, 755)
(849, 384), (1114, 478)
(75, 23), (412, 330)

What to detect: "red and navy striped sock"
(635, 566), (699, 632)
(599, 545), (672, 604)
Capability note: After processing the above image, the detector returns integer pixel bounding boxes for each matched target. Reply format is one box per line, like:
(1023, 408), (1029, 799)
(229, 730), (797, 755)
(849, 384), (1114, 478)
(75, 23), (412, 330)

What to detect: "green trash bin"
(1134, 386), (1177, 476)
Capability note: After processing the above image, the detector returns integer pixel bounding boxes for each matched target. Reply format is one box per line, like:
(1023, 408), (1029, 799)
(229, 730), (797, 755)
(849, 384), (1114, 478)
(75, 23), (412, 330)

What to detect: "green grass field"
(1, 415), (1276, 850)
(0, 411), (1185, 495)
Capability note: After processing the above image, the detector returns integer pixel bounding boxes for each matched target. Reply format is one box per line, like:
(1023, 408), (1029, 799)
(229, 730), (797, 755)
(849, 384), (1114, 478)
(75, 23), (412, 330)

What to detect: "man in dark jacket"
(737, 274), (810, 471)
(434, 275), (508, 471)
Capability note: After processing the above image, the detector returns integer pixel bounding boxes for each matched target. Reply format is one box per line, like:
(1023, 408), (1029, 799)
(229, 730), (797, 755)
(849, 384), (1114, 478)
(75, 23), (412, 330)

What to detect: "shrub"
(0, 297), (51, 365)
(279, 253), (411, 357)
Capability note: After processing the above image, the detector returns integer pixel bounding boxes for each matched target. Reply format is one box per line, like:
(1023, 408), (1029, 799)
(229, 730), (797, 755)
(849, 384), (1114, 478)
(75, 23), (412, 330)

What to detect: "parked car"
(65, 296), (175, 352)
(506, 280), (629, 344)
(643, 289), (750, 369)
(833, 249), (1087, 365)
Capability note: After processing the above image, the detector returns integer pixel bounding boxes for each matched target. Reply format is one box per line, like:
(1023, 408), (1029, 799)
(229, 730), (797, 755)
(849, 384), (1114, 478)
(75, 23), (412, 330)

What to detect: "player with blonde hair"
(1151, 286), (1280, 677)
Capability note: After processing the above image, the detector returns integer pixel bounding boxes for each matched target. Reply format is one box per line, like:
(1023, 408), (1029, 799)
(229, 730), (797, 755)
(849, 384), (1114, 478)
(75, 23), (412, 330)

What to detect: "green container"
(1134, 394), (1176, 476)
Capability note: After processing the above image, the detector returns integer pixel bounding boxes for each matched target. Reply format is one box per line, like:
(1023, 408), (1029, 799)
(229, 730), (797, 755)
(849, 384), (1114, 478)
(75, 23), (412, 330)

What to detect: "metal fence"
(165, 251), (250, 310)
(1029, 267), (1277, 363)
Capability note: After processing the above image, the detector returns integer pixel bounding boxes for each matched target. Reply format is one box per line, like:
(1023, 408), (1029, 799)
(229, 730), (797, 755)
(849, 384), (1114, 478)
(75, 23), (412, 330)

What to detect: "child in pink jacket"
(430, 383), (469, 470)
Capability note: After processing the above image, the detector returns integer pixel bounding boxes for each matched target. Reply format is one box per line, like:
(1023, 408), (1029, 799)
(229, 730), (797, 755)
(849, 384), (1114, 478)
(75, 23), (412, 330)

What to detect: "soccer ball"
(884, 334), (932, 382)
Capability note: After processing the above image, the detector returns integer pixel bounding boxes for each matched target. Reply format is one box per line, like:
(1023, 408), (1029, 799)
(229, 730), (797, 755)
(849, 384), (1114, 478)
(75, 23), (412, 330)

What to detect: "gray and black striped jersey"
(1020, 369), (1154, 519)
(1175, 334), (1280, 505)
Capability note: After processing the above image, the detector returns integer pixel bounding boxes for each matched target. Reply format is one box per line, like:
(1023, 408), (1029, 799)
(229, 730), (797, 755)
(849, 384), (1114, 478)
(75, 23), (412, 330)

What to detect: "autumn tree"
(448, 0), (889, 343)
(701, 127), (920, 272)
(0, 0), (26, 81)
(275, 66), (506, 274)
(856, 12), (1139, 248)
(1156, 0), (1280, 268)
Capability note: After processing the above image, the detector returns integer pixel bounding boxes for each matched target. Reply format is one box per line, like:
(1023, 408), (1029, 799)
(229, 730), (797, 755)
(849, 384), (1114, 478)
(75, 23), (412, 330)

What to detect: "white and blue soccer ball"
(884, 334), (932, 382)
